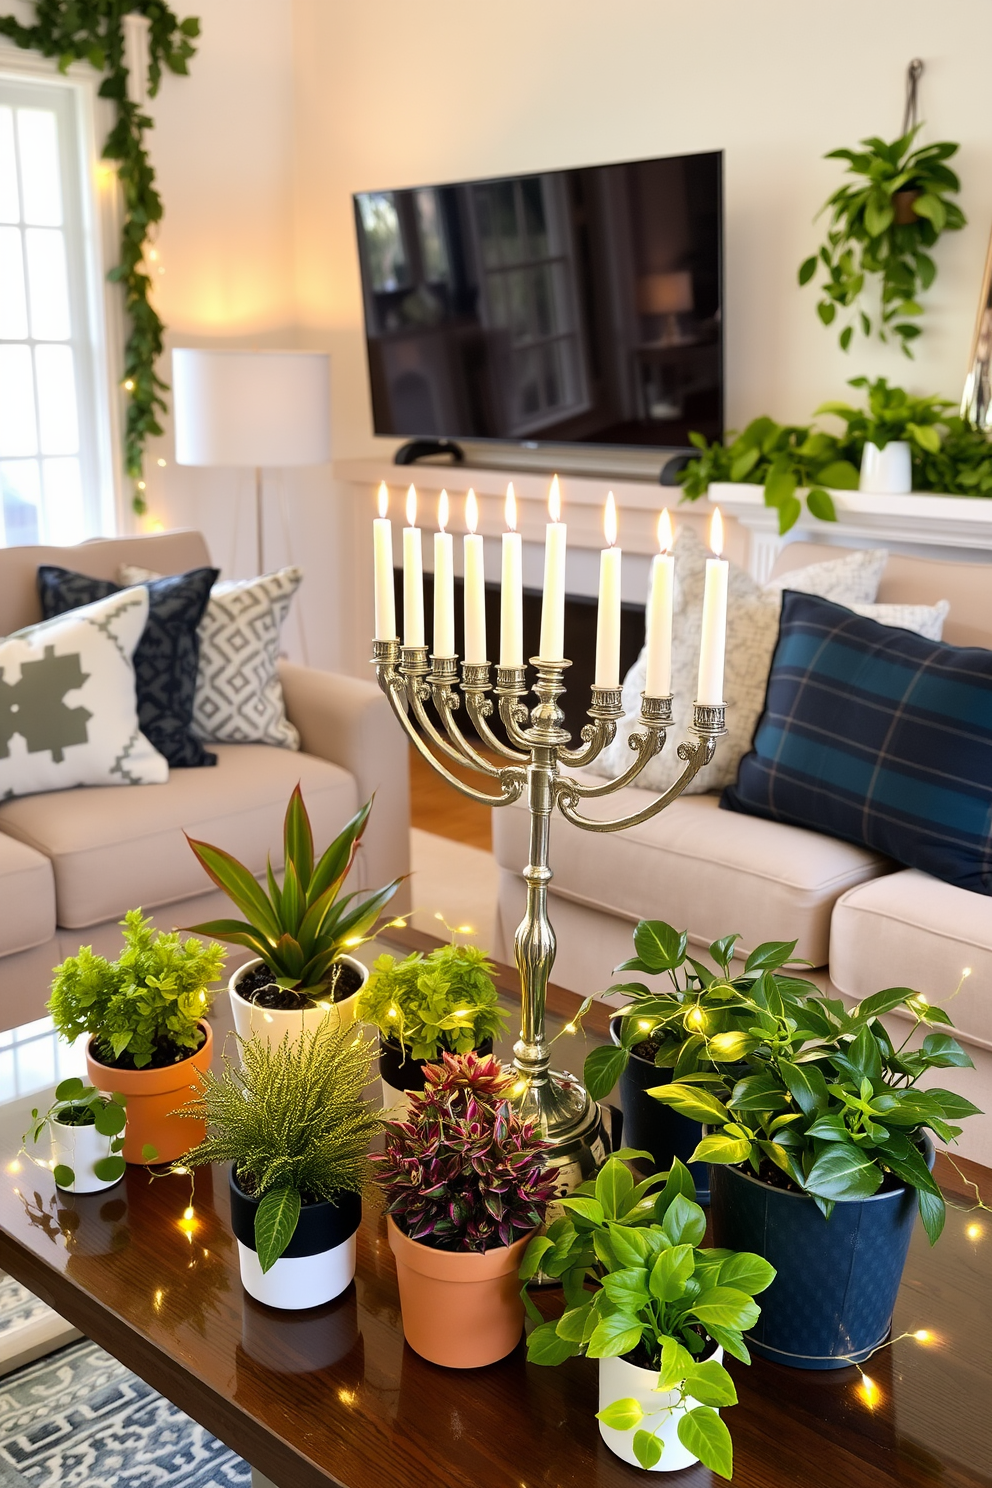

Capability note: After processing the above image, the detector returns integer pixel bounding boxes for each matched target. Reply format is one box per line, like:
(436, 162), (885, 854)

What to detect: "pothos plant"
(357, 943), (508, 1062)
(799, 127), (966, 355)
(24, 1078), (127, 1188)
(0, 1), (200, 512)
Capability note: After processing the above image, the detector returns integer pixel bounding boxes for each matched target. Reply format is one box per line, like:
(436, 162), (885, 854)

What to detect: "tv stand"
(394, 439), (465, 466)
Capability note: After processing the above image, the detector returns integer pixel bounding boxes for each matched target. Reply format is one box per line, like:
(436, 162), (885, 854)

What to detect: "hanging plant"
(0, 2), (199, 514)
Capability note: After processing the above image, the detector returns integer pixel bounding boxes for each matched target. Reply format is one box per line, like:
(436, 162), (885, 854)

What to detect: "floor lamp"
(171, 348), (331, 577)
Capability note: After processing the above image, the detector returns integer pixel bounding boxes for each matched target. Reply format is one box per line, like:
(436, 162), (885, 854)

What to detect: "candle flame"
(658, 508), (673, 553)
(548, 473), (561, 524)
(405, 484), (417, 528)
(709, 506), (724, 558)
(466, 488), (479, 535)
(377, 481), (388, 519)
(505, 481), (517, 532)
(438, 489), (449, 533)
(604, 491), (617, 548)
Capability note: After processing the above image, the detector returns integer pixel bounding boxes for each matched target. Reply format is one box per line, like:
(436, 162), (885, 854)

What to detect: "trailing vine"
(0, 2), (199, 513)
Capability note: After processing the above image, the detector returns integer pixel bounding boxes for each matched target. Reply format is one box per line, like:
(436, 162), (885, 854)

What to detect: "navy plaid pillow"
(722, 591), (992, 895)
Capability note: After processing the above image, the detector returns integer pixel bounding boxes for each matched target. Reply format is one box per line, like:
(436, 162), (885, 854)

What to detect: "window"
(0, 75), (109, 546)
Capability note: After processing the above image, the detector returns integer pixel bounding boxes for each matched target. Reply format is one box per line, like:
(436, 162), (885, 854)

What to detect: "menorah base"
(512, 1065), (610, 1200)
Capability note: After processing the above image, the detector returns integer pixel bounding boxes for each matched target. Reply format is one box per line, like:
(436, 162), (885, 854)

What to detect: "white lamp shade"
(172, 349), (331, 467)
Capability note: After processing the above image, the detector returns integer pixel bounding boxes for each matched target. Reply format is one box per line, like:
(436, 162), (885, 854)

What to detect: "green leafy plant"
(799, 127), (966, 355)
(181, 1016), (381, 1272)
(49, 909), (225, 1069)
(0, 1), (200, 512)
(816, 376), (954, 455)
(651, 985), (981, 1243)
(522, 1155), (774, 1477)
(357, 943), (508, 1061)
(23, 1078), (127, 1187)
(915, 414), (992, 497)
(186, 788), (402, 1001)
(581, 920), (817, 1103)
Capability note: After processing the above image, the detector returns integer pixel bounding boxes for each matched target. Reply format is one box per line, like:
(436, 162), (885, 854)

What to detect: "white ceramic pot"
(229, 955), (368, 1050)
(50, 1117), (123, 1195)
(379, 1079), (413, 1118)
(598, 1346), (724, 1471)
(230, 1171), (361, 1311)
(859, 440), (912, 494)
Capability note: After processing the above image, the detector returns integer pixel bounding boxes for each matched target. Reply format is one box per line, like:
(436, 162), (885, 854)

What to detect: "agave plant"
(186, 788), (402, 995)
(373, 1051), (556, 1252)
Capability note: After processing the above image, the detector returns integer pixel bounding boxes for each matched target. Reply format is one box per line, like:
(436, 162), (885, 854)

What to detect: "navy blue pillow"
(723, 590), (992, 895)
(37, 565), (219, 769)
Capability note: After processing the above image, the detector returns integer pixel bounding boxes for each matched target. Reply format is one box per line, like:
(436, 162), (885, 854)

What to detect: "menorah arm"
(430, 666), (502, 777)
(556, 734), (715, 832)
(557, 693), (672, 797)
(559, 725), (665, 799)
(463, 691), (530, 763)
(498, 693), (538, 752)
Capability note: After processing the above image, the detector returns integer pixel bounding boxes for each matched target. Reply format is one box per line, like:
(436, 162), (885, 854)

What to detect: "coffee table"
(0, 926), (988, 1488)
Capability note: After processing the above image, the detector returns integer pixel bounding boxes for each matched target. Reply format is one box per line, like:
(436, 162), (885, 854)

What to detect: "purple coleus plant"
(373, 1050), (557, 1253)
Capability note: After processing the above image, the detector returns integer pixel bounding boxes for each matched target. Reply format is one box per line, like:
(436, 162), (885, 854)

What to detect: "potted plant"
(522, 1156), (773, 1476)
(24, 1079), (127, 1194)
(186, 788), (402, 1048)
(817, 376), (954, 495)
(357, 942), (508, 1112)
(49, 910), (225, 1165)
(180, 1016), (381, 1310)
(653, 984), (981, 1367)
(374, 1050), (556, 1368)
(581, 922), (816, 1201)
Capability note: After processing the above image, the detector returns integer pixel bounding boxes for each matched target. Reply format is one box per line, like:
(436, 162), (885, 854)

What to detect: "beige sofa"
(493, 542), (992, 1163)
(0, 530), (410, 1027)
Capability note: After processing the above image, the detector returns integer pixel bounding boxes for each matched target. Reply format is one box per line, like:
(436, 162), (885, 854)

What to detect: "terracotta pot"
(893, 188), (920, 225)
(230, 956), (368, 1052)
(85, 1021), (213, 1166)
(386, 1214), (531, 1368)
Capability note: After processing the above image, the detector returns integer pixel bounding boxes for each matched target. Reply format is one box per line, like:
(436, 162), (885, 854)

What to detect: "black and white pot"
(379, 1035), (493, 1116)
(50, 1116), (122, 1195)
(229, 1168), (361, 1311)
(598, 1345), (724, 1470)
(610, 1016), (709, 1203)
(229, 955), (369, 1051)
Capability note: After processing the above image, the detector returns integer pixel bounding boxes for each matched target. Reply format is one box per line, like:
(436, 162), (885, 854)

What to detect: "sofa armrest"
(279, 662), (411, 911)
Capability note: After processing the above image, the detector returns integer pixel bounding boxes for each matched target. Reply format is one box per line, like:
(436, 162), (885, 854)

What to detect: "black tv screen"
(354, 150), (722, 452)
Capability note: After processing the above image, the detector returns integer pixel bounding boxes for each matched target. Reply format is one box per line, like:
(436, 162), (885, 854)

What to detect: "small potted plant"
(186, 788), (402, 1048)
(180, 1016), (381, 1310)
(357, 942), (508, 1112)
(374, 1051), (556, 1368)
(24, 1079), (127, 1194)
(581, 921), (815, 1200)
(522, 1156), (773, 1476)
(49, 910), (226, 1165)
(653, 984), (981, 1368)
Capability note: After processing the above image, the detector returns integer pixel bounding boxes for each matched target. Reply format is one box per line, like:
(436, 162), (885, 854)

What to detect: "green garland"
(0, 1), (199, 514)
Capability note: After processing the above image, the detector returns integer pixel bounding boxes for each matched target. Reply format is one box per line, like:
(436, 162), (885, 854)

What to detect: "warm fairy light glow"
(137, 480), (146, 490)
(388, 918), (408, 929)
(466, 488), (479, 535)
(688, 1007), (705, 1029)
(377, 481), (389, 519)
(438, 489), (449, 533)
(709, 506), (724, 558)
(344, 936), (363, 947)
(123, 378), (134, 391)
(387, 1006), (398, 1019)
(967, 1223), (983, 1240)
(658, 508), (673, 553)
(338, 1389), (356, 1406)
(548, 473), (561, 523)
(173, 1166), (189, 1176)
(604, 491), (617, 548)
(505, 482), (517, 532)
(564, 1023), (577, 1035)
(157, 457), (167, 467)
(406, 484), (417, 528)
(6, 1161), (19, 1174)
(262, 1012), (273, 1024)
(859, 1374), (878, 1408)
(638, 1020), (653, 1032)
(183, 1206), (195, 1222)
(198, 991), (206, 1003)
(154, 1289), (164, 1309)
(512, 1079), (526, 1097)
(914, 1330), (932, 1343)
(458, 924), (474, 935)
(962, 967), (972, 978)
(316, 1001), (331, 1012)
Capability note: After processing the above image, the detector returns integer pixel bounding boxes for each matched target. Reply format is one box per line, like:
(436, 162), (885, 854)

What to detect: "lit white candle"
(500, 482), (523, 669)
(645, 509), (674, 698)
(595, 492), (621, 688)
(539, 474), (566, 660)
(373, 482), (396, 641)
(463, 489), (487, 664)
(697, 507), (728, 705)
(402, 484), (424, 647)
(433, 490), (455, 656)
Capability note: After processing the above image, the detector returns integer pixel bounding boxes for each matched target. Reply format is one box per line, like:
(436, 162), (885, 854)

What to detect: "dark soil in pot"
(236, 959), (364, 1011)
(89, 1029), (207, 1071)
(625, 1328), (717, 1372)
(379, 1035), (494, 1095)
(610, 1016), (709, 1203)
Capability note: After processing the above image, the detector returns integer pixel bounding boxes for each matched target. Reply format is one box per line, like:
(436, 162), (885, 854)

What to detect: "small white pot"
(598, 1346), (724, 1471)
(236, 1234), (358, 1311)
(50, 1118), (122, 1195)
(229, 955), (368, 1050)
(859, 440), (911, 494)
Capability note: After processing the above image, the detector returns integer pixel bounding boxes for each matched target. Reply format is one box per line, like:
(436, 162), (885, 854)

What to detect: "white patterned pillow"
(850, 599), (949, 641)
(120, 565), (302, 749)
(0, 589), (168, 800)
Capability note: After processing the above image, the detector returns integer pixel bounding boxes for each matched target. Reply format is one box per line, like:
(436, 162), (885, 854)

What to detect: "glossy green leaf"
(52, 1164), (75, 1187)
(518, 1235), (554, 1281)
(632, 920), (687, 972)
(661, 1195), (707, 1248)
(602, 1268), (651, 1312)
(55, 1077), (85, 1102)
(527, 1319), (579, 1365)
(632, 1430), (663, 1470)
(607, 1223), (652, 1268)
(596, 1397), (644, 1431)
(706, 1031), (756, 1062)
(718, 1251), (776, 1295)
(920, 1033), (972, 1068)
(704, 1322), (751, 1365)
(93, 1102), (126, 1137)
(141, 1143), (159, 1162)
(744, 939), (798, 973)
(254, 1186), (301, 1273)
(92, 1155), (126, 1183)
(648, 1084), (729, 1125)
(560, 1196), (604, 1225)
(650, 1243), (694, 1302)
(779, 1059), (830, 1117)
(692, 1286), (761, 1332)
(595, 1157), (634, 1221)
(658, 1333), (697, 1389)
(805, 1144), (883, 1201)
(684, 1357), (738, 1407)
(916, 1185), (946, 1246)
(691, 1133), (753, 1166)
(283, 785), (315, 892)
(678, 1405), (733, 1480)
(557, 1300), (596, 1343)
(583, 1044), (629, 1102)
(587, 1310), (644, 1359)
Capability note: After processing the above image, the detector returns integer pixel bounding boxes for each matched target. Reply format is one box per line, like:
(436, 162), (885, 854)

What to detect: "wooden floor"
(409, 740), (503, 851)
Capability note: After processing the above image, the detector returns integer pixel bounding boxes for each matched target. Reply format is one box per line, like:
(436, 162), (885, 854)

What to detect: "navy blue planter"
(611, 1018), (709, 1203)
(709, 1143), (931, 1370)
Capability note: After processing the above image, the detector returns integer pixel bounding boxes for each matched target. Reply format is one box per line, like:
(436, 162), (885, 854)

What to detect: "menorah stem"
(513, 751), (556, 1083)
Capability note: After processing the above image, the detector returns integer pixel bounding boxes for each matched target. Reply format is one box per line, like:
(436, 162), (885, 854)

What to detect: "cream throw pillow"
(0, 588), (168, 800)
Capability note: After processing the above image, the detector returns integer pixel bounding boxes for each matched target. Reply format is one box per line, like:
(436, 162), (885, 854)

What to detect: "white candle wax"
(500, 531), (523, 668)
(540, 522), (567, 660)
(595, 545), (622, 687)
(463, 531), (487, 663)
(644, 552), (674, 697)
(373, 517), (396, 640)
(433, 530), (455, 655)
(402, 525), (424, 647)
(697, 556), (728, 704)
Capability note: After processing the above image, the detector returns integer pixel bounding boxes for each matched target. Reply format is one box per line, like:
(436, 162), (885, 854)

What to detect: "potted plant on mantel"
(357, 942), (508, 1113)
(49, 910), (226, 1165)
(522, 1155), (773, 1477)
(653, 983), (981, 1368)
(24, 1079), (128, 1194)
(180, 1016), (381, 1310)
(374, 1051), (556, 1368)
(186, 788), (402, 1047)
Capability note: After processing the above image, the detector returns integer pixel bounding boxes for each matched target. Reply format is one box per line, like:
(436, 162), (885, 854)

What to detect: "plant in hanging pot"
(49, 910), (226, 1165)
(653, 984), (981, 1368)
(180, 1015), (381, 1310)
(357, 942), (508, 1112)
(374, 1050), (556, 1368)
(522, 1155), (773, 1476)
(186, 789), (402, 1048)
(24, 1079), (128, 1194)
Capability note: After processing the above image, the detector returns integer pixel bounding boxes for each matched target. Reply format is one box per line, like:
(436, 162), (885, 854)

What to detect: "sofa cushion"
(0, 832), (57, 955)
(830, 869), (992, 1049)
(492, 784), (890, 966)
(0, 744), (358, 930)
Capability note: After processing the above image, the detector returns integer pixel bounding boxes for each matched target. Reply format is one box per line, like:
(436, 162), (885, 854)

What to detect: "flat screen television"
(354, 150), (722, 454)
